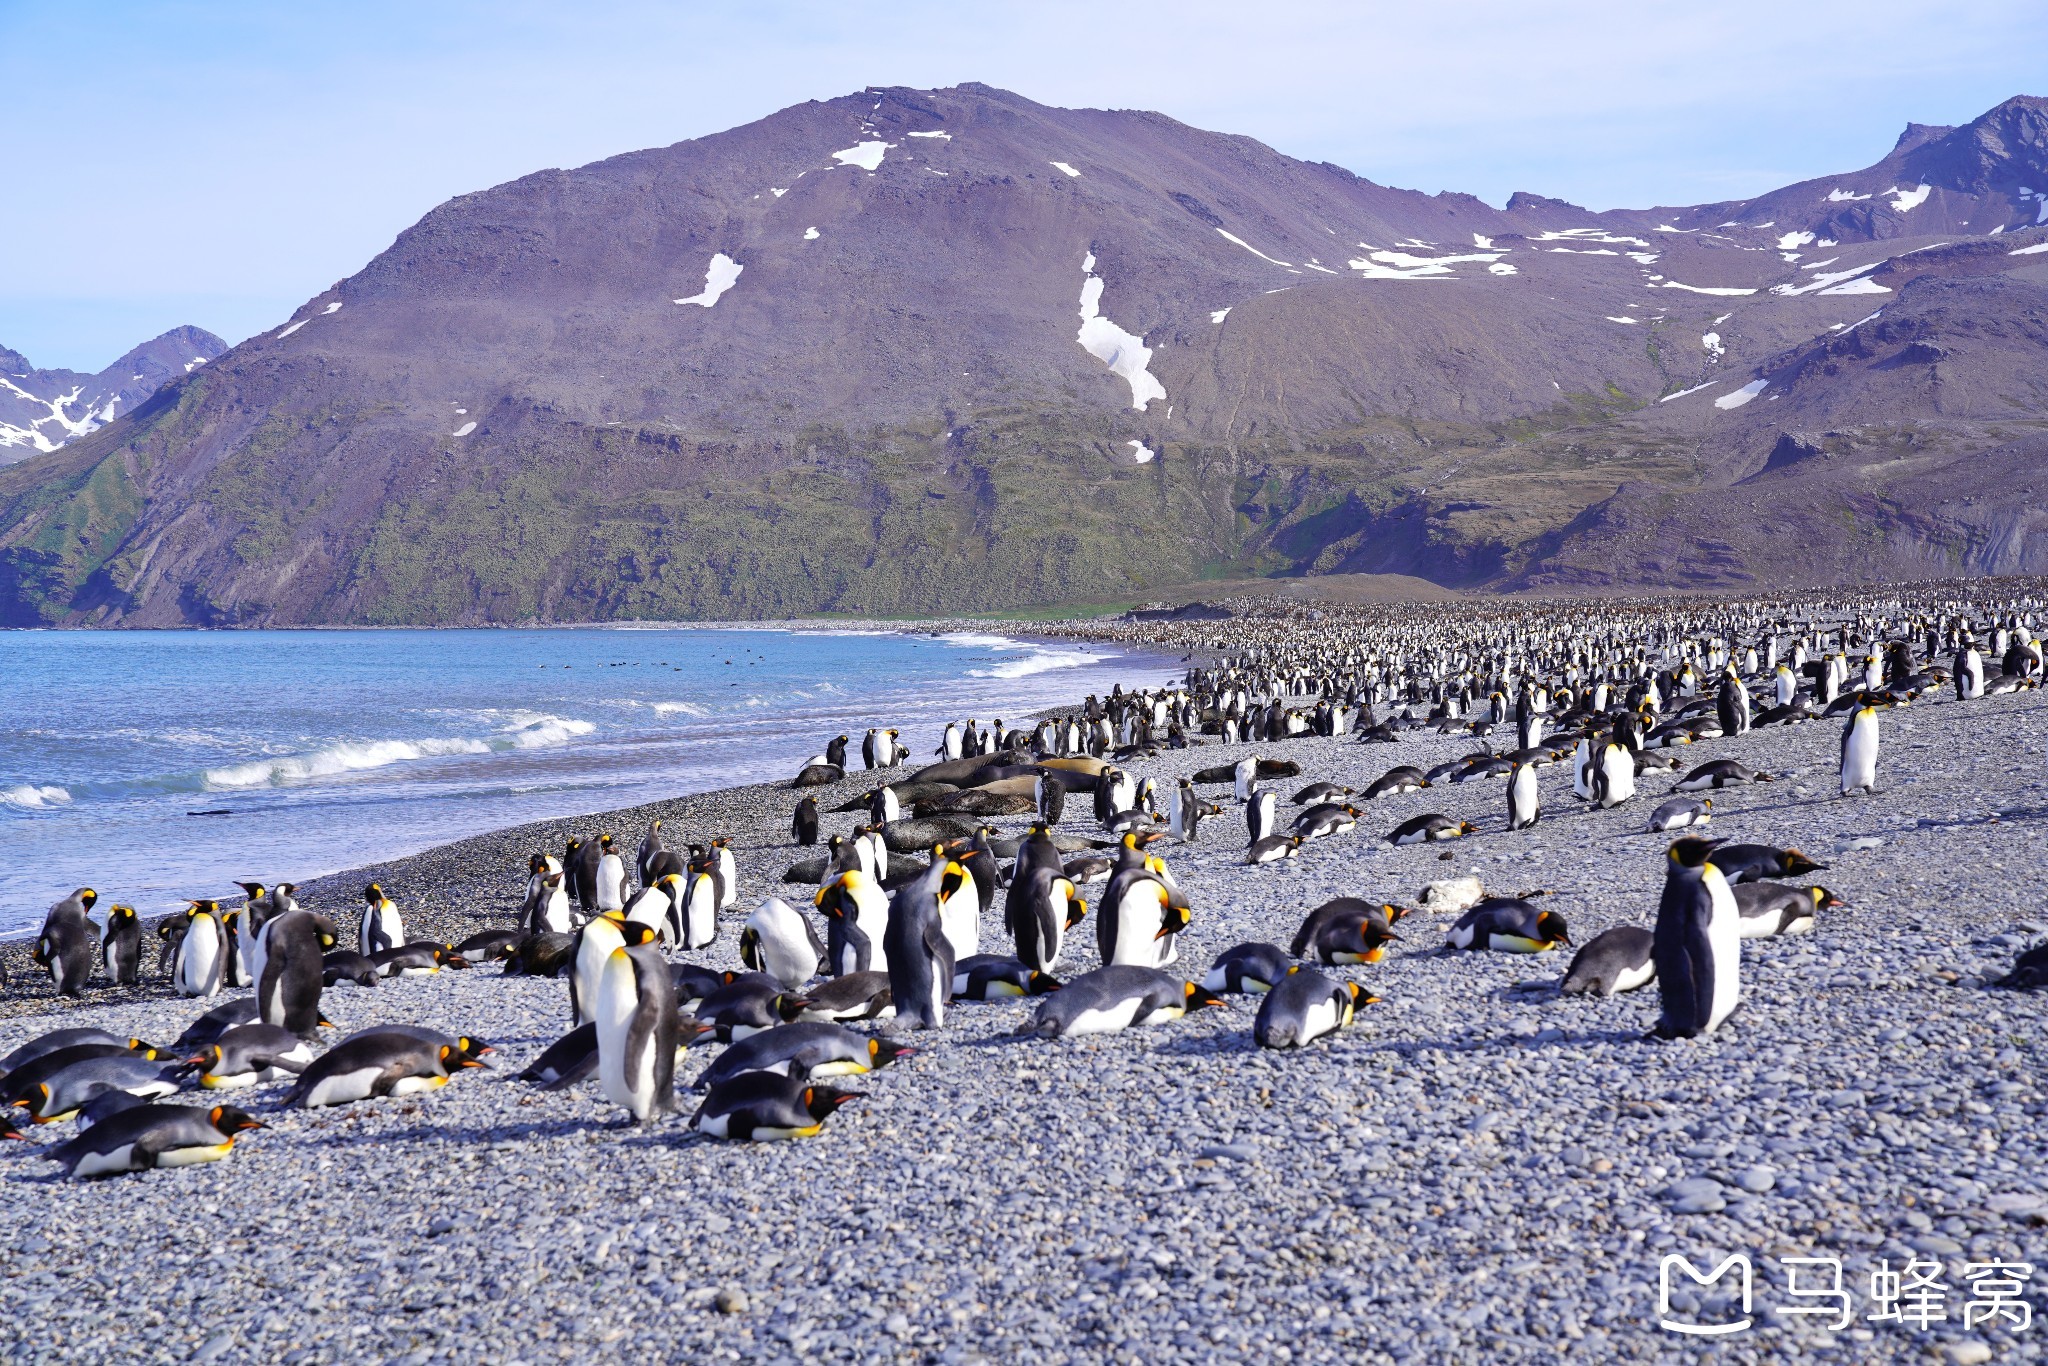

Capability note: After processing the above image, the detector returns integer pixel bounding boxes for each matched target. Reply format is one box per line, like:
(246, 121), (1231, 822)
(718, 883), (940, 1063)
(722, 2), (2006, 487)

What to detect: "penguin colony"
(7, 593), (2047, 1178)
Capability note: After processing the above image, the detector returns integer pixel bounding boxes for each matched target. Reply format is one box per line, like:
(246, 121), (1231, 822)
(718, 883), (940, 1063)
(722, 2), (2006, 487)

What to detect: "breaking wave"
(201, 713), (596, 790)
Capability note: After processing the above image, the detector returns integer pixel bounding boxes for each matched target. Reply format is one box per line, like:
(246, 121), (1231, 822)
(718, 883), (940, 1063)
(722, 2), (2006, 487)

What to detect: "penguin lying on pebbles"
(172, 999), (260, 1051)
(1673, 760), (1774, 792)
(1201, 942), (1294, 994)
(672, 965), (740, 1012)
(184, 1024), (314, 1089)
(691, 1023), (914, 1091)
(695, 974), (811, 1041)
(1245, 834), (1304, 865)
(1, 1028), (131, 1079)
(692, 1074), (864, 1140)
(1363, 766), (1430, 799)
(1021, 966), (1225, 1039)
(1733, 884), (1839, 938)
(14, 1054), (181, 1122)
(521, 1023), (600, 1089)
(43, 1104), (265, 1179)
(1644, 797), (1710, 832)
(2, 1041), (166, 1110)
(796, 972), (894, 1022)
(322, 951), (382, 987)
(951, 955), (1061, 999)
(1387, 814), (1475, 845)
(1706, 844), (1827, 883)
(453, 929), (524, 963)
(1559, 927), (1657, 996)
(1446, 900), (1571, 953)
(1254, 968), (1373, 1048)
(284, 1033), (485, 1109)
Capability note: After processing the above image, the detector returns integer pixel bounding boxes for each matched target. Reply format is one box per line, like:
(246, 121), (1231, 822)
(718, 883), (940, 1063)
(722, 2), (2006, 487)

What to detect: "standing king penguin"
(1651, 838), (1742, 1039)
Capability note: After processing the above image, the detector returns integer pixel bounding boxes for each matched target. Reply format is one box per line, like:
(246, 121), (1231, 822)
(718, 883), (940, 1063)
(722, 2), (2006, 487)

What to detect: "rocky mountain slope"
(0, 326), (225, 464)
(3, 86), (2046, 624)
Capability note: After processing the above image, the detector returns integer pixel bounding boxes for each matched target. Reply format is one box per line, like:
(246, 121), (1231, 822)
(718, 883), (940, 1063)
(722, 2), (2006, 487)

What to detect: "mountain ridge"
(3, 84), (2046, 625)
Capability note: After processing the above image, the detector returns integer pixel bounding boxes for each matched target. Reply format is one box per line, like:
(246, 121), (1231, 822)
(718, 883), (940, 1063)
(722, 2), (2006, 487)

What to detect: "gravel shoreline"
(3, 625), (2045, 1363)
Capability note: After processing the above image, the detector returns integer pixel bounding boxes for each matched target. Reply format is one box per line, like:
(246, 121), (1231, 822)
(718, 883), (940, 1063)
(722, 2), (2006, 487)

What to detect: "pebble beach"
(3, 613), (2046, 1365)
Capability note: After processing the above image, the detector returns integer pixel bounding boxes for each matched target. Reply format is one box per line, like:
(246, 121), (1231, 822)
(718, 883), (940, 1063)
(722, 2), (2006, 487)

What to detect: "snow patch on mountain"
(1887, 183), (1932, 213)
(675, 253), (743, 307)
(1127, 440), (1154, 463)
(1348, 247), (1503, 280)
(1715, 379), (1768, 410)
(832, 141), (892, 171)
(1771, 262), (1882, 297)
(1659, 281), (1757, 296)
(1826, 188), (1872, 202)
(1050, 161), (1080, 177)
(1217, 230), (1294, 268)
(1076, 253), (1165, 412)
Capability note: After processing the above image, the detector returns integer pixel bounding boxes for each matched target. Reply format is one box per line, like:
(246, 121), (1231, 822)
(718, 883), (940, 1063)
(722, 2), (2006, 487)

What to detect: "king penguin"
(358, 884), (403, 957)
(883, 856), (963, 1030)
(595, 940), (682, 1124)
(174, 902), (227, 999)
(35, 889), (100, 998)
(255, 910), (330, 1038)
(1651, 837), (1742, 1039)
(1840, 701), (1880, 796)
(102, 905), (142, 987)
(740, 897), (824, 989)
(1506, 758), (1540, 831)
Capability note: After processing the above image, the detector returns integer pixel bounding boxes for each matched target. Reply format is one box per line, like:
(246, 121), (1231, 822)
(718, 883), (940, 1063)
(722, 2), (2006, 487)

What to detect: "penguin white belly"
(1597, 751), (1635, 807)
(1064, 997), (1147, 1036)
(854, 907), (890, 977)
(177, 928), (222, 998)
(939, 885), (981, 961)
(1842, 724), (1879, 794)
(303, 1069), (384, 1107)
(596, 954), (645, 1116)
(201, 1071), (261, 1090)
(540, 889), (572, 935)
(387, 1074), (450, 1097)
(72, 1144), (141, 1178)
(155, 1141), (235, 1169)
(1703, 871), (1742, 1032)
(1108, 892), (1164, 967)
(683, 880), (718, 949)
(1610, 960), (1656, 995)
(1298, 996), (1340, 1044)
(717, 850), (739, 908)
(596, 857), (626, 911)
(1487, 934), (1553, 954)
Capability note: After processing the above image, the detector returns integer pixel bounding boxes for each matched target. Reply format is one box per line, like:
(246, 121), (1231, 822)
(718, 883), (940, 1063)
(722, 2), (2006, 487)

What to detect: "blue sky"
(5, 0), (2045, 371)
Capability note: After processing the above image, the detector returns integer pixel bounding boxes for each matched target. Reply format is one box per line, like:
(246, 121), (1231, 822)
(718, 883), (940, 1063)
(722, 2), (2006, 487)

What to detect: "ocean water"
(0, 627), (1179, 934)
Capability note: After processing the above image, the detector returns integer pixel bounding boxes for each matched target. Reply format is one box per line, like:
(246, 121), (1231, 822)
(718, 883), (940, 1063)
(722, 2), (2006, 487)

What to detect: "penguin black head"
(191, 899), (220, 915)
(803, 1086), (865, 1121)
(186, 1044), (223, 1071)
(1153, 903), (1193, 941)
(937, 861), (969, 902)
(1026, 972), (1063, 995)
(234, 881), (265, 901)
(110, 905), (136, 925)
(529, 852), (549, 876)
(439, 1044), (490, 1072)
(1809, 885), (1844, 910)
(1667, 836), (1725, 869)
(362, 883), (384, 905)
(1345, 982), (1382, 1007)
(620, 922), (658, 949)
(1535, 911), (1571, 946)
(599, 833), (616, 851)
(773, 994), (813, 1022)
(1779, 849), (1828, 876)
(79, 889), (98, 910)
(210, 1106), (267, 1136)
(1182, 982), (1228, 1013)
(866, 1038), (916, 1070)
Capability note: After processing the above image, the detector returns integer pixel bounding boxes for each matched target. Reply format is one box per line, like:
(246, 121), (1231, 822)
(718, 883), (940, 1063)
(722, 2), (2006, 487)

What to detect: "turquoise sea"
(0, 627), (1178, 933)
